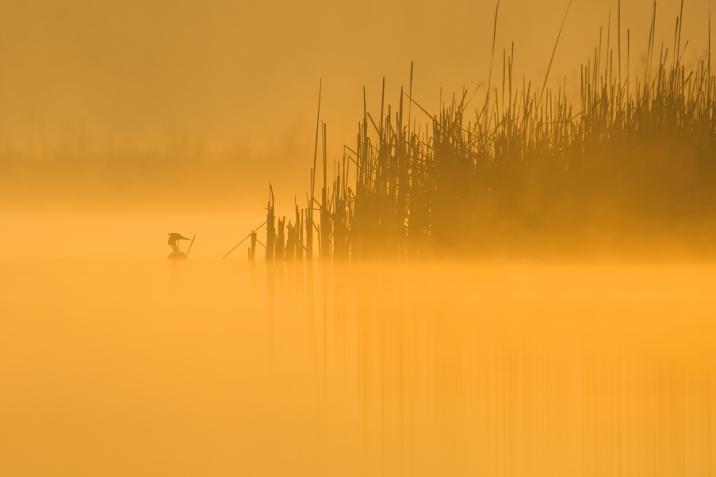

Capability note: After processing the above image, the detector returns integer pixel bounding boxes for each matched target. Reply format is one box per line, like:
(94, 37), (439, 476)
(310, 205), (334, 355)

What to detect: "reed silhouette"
(229, 2), (716, 261)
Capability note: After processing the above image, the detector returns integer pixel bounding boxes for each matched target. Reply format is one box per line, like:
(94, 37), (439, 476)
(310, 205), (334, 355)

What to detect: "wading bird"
(168, 233), (195, 261)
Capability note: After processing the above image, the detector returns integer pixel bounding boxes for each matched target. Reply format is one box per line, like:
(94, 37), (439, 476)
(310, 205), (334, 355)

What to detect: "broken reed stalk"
(308, 80), (322, 260)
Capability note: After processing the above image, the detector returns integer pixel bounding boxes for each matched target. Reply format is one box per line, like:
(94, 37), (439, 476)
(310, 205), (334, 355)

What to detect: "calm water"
(1, 259), (715, 476)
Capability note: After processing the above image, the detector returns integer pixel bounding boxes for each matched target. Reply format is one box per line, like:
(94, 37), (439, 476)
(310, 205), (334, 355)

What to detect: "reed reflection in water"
(0, 259), (714, 476)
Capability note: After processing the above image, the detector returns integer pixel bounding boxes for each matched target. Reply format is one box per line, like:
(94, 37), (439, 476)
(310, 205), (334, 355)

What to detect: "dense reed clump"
(227, 3), (716, 261)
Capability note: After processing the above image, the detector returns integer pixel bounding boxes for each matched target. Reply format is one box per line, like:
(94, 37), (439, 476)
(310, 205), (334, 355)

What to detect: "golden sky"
(0, 0), (712, 205)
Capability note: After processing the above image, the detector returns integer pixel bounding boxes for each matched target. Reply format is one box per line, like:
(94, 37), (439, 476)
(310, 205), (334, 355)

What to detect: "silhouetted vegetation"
(244, 3), (716, 260)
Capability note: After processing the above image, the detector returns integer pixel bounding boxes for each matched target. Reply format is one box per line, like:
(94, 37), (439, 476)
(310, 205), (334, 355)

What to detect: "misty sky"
(0, 0), (712, 200)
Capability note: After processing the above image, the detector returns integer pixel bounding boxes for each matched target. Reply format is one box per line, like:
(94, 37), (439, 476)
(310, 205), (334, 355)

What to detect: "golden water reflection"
(1, 260), (714, 476)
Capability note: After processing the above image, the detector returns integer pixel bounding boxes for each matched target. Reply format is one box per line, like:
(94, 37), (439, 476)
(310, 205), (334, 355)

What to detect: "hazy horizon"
(1, 0), (713, 210)
(3, 3), (716, 475)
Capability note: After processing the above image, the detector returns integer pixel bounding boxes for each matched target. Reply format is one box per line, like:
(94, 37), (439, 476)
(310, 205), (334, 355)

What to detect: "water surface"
(1, 259), (714, 476)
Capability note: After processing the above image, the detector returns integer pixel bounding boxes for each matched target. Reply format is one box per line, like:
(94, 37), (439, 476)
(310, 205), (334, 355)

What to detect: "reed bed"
(234, 3), (716, 260)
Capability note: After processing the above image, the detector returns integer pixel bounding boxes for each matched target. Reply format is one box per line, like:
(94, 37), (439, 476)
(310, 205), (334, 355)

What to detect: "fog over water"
(2, 0), (716, 475)
(1, 259), (715, 476)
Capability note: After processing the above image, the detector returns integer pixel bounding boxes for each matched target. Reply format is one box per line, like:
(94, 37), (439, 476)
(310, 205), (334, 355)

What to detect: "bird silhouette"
(168, 233), (191, 260)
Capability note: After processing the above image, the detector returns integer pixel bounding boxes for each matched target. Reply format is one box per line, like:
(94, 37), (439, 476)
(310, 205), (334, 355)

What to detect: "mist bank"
(0, 144), (311, 210)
